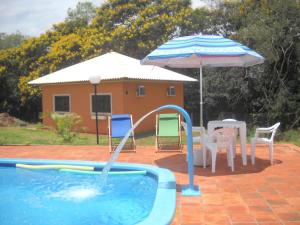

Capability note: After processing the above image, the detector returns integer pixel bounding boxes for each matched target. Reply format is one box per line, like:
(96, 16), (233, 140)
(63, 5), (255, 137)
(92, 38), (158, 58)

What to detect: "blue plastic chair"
(108, 114), (136, 152)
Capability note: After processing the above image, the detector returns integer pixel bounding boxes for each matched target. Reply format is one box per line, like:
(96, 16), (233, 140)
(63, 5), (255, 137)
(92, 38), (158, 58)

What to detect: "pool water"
(0, 166), (158, 225)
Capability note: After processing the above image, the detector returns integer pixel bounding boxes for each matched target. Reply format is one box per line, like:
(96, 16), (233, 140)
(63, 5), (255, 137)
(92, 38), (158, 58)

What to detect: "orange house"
(29, 52), (197, 134)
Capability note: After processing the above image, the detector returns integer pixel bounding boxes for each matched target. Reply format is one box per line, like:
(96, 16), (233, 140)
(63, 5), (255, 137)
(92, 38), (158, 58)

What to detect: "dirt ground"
(0, 113), (26, 127)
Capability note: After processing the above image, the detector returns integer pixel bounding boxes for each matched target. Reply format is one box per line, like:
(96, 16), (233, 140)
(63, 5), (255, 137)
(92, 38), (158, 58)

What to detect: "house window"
(167, 86), (176, 96)
(91, 94), (111, 114)
(54, 95), (70, 112)
(137, 85), (145, 96)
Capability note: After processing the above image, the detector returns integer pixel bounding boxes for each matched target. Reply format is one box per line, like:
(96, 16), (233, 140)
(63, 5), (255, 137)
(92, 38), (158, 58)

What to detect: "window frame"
(53, 94), (71, 113)
(167, 86), (176, 96)
(136, 85), (146, 97)
(90, 93), (112, 118)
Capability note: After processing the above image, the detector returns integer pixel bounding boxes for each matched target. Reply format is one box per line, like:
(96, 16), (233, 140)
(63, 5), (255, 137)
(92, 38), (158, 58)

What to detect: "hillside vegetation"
(0, 0), (299, 130)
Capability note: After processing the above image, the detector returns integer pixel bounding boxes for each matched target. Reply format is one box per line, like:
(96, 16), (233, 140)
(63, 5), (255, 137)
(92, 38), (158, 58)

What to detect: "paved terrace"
(1, 144), (300, 225)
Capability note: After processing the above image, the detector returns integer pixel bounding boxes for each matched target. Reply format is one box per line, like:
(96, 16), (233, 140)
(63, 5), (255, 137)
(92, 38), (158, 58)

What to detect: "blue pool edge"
(0, 158), (176, 225)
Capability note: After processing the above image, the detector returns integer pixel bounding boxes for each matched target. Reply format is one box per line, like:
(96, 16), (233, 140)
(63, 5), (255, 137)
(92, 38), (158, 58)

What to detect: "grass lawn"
(0, 125), (97, 145)
(0, 124), (298, 146)
(0, 125), (161, 146)
(277, 129), (300, 147)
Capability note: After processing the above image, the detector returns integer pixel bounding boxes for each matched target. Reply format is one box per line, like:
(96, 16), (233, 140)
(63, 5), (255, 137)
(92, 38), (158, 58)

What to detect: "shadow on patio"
(155, 152), (282, 177)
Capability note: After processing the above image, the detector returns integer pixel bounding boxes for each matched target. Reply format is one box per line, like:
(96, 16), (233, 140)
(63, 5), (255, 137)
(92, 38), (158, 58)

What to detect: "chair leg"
(229, 144), (234, 171)
(251, 140), (256, 165)
(233, 138), (237, 158)
(269, 143), (274, 165)
(211, 149), (217, 173)
(203, 147), (206, 168)
(225, 145), (234, 171)
(226, 148), (230, 167)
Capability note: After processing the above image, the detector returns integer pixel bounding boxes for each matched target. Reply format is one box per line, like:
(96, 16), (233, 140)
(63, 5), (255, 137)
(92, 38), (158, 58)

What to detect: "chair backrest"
(222, 119), (237, 122)
(270, 122), (281, 141)
(213, 129), (234, 148)
(157, 113), (180, 137)
(222, 119), (238, 137)
(181, 121), (188, 135)
(110, 114), (133, 138)
(181, 121), (212, 144)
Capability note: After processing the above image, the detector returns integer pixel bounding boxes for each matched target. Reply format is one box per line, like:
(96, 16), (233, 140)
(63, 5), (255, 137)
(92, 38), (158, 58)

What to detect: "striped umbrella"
(141, 34), (265, 127)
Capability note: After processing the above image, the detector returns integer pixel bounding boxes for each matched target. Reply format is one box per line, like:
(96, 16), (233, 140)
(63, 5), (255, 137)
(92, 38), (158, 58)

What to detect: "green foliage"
(0, 48), (23, 118)
(237, 0), (300, 128)
(0, 0), (299, 131)
(0, 32), (27, 50)
(66, 2), (96, 26)
(277, 129), (300, 146)
(89, 0), (193, 58)
(53, 2), (97, 35)
(183, 0), (300, 130)
(235, 0), (300, 129)
(47, 33), (83, 71)
(0, 0), (195, 123)
(50, 112), (84, 143)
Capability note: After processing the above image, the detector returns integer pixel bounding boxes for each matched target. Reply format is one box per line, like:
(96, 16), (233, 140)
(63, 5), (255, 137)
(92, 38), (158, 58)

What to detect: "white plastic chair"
(204, 129), (234, 173)
(181, 122), (210, 166)
(221, 119), (238, 157)
(181, 122), (234, 173)
(181, 121), (203, 144)
(251, 122), (280, 165)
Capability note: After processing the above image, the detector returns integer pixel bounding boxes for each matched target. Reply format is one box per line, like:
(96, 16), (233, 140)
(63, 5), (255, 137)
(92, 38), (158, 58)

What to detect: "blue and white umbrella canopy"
(141, 34), (264, 67)
(141, 34), (265, 127)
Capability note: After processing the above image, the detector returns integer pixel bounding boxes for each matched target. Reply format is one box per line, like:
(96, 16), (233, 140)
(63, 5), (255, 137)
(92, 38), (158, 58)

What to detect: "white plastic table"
(207, 120), (247, 165)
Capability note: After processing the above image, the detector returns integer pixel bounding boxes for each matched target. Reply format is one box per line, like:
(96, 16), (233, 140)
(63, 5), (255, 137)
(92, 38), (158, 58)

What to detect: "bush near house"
(50, 112), (84, 143)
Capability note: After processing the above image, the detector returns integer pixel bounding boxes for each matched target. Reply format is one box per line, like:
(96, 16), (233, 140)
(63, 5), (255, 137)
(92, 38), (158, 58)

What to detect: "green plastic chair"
(156, 113), (182, 151)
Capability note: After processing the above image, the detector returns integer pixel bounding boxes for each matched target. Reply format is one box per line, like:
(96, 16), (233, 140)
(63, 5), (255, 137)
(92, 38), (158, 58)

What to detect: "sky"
(0, 0), (206, 36)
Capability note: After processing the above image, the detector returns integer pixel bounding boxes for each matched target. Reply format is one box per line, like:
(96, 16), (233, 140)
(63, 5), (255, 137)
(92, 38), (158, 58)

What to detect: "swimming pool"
(0, 158), (176, 225)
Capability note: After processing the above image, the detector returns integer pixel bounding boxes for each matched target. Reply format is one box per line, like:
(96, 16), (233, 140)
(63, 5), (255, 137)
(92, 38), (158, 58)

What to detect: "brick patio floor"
(0, 144), (300, 225)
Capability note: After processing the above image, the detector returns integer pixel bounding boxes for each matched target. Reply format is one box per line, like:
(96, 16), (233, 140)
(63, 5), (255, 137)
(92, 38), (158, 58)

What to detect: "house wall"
(42, 80), (184, 134)
(122, 81), (183, 133)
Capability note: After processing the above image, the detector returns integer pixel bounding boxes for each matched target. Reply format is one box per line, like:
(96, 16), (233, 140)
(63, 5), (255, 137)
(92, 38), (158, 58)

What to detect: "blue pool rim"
(0, 158), (176, 225)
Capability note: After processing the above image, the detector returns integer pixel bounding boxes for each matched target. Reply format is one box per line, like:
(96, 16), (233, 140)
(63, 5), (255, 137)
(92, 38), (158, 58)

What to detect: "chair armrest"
(255, 123), (280, 139)
(181, 122), (204, 132)
(192, 126), (203, 132)
(202, 134), (214, 143)
(256, 127), (273, 132)
(255, 128), (274, 137)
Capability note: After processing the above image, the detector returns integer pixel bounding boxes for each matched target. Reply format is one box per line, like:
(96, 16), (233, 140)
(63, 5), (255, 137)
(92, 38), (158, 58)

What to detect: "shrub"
(277, 129), (300, 146)
(50, 112), (83, 143)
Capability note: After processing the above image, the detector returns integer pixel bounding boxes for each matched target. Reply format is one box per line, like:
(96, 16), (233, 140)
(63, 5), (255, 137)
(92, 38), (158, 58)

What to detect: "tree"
(236, 0), (300, 128)
(0, 32), (27, 50)
(0, 0), (196, 122)
(182, 0), (300, 129)
(66, 1), (96, 25)
(0, 31), (59, 121)
(91, 0), (194, 58)
(0, 48), (22, 117)
(53, 2), (96, 35)
(0, 0), (299, 130)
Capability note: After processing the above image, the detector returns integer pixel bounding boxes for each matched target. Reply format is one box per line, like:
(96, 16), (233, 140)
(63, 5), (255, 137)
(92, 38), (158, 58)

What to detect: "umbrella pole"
(200, 66), (203, 128)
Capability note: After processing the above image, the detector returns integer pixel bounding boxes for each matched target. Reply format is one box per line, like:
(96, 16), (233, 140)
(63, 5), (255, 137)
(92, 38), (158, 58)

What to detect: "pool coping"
(0, 158), (176, 225)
